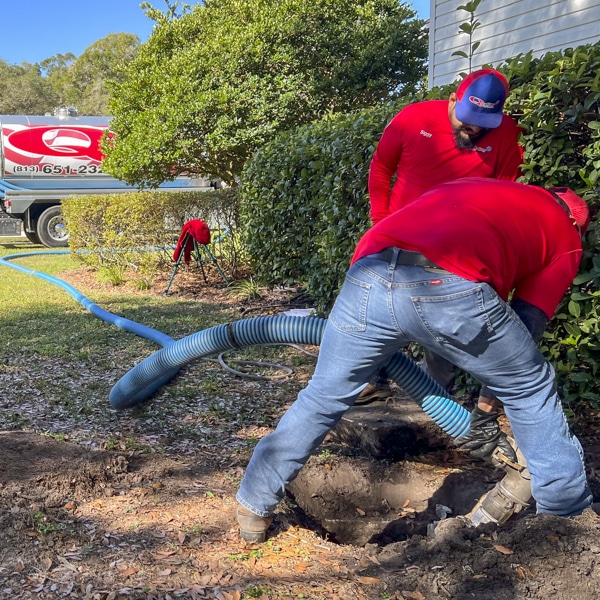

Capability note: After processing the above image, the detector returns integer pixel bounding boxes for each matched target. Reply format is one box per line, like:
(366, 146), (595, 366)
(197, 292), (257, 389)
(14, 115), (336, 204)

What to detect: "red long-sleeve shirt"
(368, 100), (523, 223)
(353, 178), (582, 319)
(173, 219), (211, 264)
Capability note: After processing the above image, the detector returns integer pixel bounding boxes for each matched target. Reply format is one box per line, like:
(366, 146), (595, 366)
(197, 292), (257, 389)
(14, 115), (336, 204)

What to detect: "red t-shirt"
(353, 178), (582, 318)
(368, 100), (523, 223)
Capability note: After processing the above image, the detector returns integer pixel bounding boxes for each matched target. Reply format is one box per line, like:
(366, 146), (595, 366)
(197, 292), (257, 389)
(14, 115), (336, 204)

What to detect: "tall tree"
(0, 60), (60, 114)
(103, 0), (428, 186)
(39, 52), (77, 110)
(64, 33), (141, 115)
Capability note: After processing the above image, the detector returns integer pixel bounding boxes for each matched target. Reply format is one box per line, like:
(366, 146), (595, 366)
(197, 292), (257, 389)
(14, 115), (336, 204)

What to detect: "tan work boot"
(236, 504), (273, 543)
(355, 382), (393, 405)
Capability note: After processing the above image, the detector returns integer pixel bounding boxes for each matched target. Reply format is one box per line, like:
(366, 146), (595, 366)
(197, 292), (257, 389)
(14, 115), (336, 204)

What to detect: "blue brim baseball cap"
(455, 69), (509, 129)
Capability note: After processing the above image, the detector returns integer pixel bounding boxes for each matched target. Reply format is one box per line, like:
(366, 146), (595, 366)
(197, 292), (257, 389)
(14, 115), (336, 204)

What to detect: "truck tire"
(24, 229), (42, 245)
(36, 206), (68, 248)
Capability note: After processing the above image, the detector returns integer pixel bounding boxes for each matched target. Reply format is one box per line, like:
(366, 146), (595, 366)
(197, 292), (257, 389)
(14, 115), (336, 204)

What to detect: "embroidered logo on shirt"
(420, 129), (432, 138)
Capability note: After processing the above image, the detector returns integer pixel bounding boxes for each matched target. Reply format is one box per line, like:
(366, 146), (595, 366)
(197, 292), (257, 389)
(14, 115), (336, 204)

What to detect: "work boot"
(236, 504), (272, 543)
(355, 382), (393, 405)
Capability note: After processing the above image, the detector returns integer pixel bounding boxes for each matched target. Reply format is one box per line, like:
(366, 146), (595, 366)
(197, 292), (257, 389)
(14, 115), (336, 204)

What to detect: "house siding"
(429, 0), (600, 87)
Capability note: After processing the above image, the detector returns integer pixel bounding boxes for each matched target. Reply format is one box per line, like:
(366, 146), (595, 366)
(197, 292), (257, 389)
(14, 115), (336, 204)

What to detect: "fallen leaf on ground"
(515, 565), (535, 579)
(357, 575), (382, 584)
(401, 591), (426, 600)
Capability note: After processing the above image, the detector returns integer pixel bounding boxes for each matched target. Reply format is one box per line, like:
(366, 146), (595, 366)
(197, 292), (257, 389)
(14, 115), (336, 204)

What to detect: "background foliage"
(0, 60), (61, 115)
(502, 43), (600, 409)
(102, 0), (427, 187)
(0, 32), (141, 116)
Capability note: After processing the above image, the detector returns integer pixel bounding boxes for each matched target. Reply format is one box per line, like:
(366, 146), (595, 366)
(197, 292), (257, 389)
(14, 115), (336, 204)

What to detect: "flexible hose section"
(0, 250), (180, 394)
(109, 314), (470, 437)
(1, 251), (470, 438)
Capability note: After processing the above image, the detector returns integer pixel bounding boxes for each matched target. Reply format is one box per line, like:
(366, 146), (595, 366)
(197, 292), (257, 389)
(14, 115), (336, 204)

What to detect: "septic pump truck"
(0, 108), (213, 248)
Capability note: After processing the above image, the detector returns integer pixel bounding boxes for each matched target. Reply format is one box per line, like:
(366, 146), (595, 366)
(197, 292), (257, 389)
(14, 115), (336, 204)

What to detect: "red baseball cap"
(455, 69), (509, 129)
(548, 187), (591, 234)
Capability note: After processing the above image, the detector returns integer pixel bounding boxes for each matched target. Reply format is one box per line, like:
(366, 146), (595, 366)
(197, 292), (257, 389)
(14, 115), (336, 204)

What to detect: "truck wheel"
(37, 206), (68, 248)
(24, 229), (42, 245)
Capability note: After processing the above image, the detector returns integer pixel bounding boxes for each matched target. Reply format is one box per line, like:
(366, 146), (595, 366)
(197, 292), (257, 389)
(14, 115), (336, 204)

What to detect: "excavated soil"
(1, 248), (599, 599)
(0, 428), (598, 600)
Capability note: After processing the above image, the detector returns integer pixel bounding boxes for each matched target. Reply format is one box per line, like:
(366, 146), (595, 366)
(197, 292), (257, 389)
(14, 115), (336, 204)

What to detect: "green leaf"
(568, 300), (581, 317)
(563, 322), (581, 337)
(570, 373), (591, 383)
(572, 272), (599, 285)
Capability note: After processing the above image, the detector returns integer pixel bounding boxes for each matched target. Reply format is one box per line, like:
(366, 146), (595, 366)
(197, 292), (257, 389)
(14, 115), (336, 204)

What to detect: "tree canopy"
(102, 0), (428, 187)
(64, 33), (140, 115)
(0, 34), (140, 116)
(0, 60), (60, 114)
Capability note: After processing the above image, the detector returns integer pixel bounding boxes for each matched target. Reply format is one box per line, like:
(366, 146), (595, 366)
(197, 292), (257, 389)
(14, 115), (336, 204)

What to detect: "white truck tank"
(0, 109), (212, 247)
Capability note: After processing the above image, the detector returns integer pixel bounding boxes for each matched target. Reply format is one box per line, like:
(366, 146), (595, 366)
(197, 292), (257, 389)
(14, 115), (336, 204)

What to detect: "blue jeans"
(237, 249), (592, 517)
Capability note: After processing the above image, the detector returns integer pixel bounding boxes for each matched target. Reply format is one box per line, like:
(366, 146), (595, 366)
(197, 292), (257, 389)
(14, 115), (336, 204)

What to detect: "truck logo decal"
(6, 126), (106, 161)
(42, 129), (93, 154)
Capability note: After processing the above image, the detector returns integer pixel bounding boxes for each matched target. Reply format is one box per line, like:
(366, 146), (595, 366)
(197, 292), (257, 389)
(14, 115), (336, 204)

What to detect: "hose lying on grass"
(0, 250), (470, 439)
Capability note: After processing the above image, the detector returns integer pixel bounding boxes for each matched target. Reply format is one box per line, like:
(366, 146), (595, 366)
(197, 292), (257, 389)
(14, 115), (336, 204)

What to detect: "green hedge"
(502, 44), (600, 409)
(241, 106), (400, 306)
(240, 41), (600, 410)
(63, 188), (242, 286)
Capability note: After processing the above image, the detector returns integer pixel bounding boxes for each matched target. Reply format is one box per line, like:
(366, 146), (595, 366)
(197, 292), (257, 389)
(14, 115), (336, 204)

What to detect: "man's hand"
(455, 406), (517, 463)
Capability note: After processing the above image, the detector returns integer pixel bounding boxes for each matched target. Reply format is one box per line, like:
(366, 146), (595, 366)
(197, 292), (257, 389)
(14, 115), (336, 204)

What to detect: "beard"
(452, 127), (487, 150)
(453, 130), (475, 149)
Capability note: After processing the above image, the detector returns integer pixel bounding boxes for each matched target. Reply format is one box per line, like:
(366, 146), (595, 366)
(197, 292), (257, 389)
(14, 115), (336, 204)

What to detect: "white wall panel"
(429, 0), (600, 87)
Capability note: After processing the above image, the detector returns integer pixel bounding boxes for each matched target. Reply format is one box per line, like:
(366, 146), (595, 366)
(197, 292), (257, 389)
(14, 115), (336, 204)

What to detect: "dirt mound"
(0, 431), (597, 599)
(371, 508), (600, 600)
(0, 431), (129, 509)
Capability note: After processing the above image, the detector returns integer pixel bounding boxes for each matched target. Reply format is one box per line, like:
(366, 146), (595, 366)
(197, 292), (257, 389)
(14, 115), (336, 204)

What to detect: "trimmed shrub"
(502, 44), (600, 409)
(241, 105), (401, 311)
(62, 188), (243, 284)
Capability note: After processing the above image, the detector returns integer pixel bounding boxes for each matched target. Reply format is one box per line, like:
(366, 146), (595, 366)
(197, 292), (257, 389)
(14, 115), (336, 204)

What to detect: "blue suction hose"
(109, 314), (470, 437)
(1, 251), (470, 438)
(0, 250), (180, 395)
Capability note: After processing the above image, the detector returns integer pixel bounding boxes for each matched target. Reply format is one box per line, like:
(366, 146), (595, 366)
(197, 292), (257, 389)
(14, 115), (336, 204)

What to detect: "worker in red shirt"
(236, 178), (593, 542)
(369, 68), (523, 222)
(362, 68), (524, 404)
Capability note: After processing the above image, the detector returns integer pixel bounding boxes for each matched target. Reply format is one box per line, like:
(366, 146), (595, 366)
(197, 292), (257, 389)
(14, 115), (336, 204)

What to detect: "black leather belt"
(370, 248), (450, 271)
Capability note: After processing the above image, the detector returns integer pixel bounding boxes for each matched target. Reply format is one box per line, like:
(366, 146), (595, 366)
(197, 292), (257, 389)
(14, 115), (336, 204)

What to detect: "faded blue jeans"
(237, 248), (592, 517)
